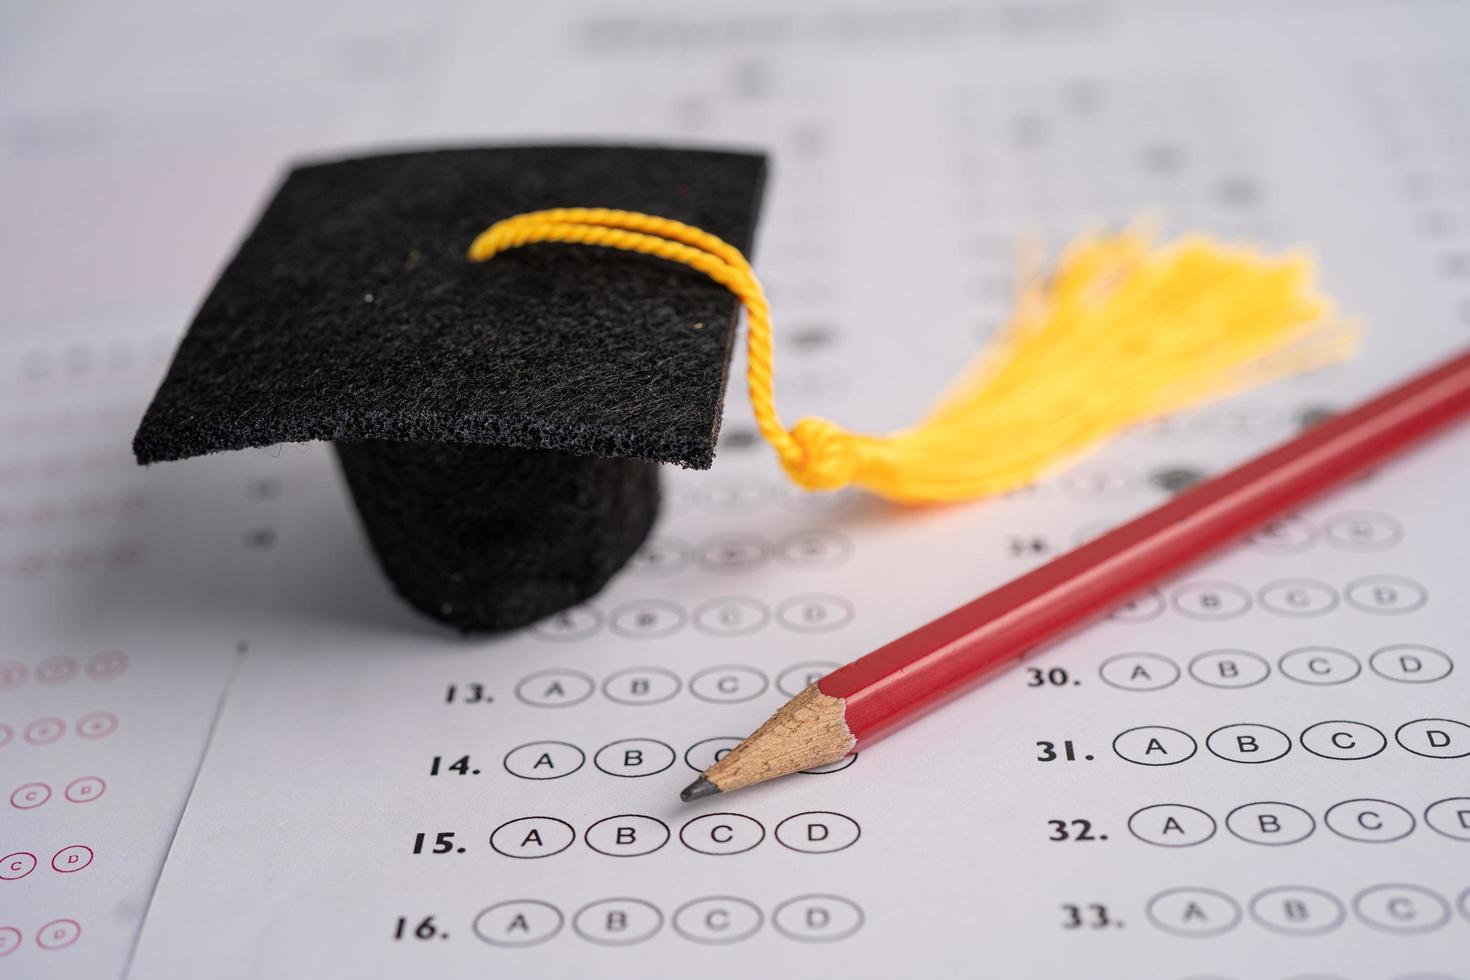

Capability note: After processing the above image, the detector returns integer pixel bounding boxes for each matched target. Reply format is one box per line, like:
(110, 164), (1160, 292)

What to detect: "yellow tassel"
(468, 208), (1357, 504)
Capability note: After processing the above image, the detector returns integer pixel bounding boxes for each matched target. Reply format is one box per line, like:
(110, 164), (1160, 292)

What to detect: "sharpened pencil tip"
(680, 776), (720, 802)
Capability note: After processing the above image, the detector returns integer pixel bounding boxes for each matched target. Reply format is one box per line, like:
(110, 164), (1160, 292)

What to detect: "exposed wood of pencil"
(692, 684), (854, 796)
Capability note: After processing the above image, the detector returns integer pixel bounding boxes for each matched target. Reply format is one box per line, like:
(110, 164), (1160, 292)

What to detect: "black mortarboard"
(133, 146), (766, 631)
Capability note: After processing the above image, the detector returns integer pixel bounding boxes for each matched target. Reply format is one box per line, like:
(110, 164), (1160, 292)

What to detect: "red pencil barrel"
(820, 348), (1470, 746)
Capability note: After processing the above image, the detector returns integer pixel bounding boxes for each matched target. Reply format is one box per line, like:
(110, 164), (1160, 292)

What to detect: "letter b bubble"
(1206, 724), (1290, 763)
(584, 815), (670, 857)
(594, 739), (675, 777)
(1225, 802), (1316, 846)
(573, 899), (663, 946)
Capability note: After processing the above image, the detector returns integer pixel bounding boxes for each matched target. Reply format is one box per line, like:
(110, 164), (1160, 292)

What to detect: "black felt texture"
(133, 145), (766, 466)
(336, 440), (659, 632)
(132, 145), (766, 632)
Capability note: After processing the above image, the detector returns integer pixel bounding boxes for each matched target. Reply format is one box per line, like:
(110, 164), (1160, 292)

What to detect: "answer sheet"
(4, 2), (1469, 978)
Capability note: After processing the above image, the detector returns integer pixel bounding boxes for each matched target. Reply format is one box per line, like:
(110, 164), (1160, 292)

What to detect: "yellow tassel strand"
(468, 208), (1357, 504)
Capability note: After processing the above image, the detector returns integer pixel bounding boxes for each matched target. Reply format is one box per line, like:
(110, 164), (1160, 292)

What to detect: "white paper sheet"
(4, 2), (1469, 978)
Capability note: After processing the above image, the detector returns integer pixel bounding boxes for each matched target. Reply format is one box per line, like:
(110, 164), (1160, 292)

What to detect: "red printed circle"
(0, 926), (20, 957)
(85, 650), (128, 680)
(10, 782), (50, 809)
(0, 852), (36, 880)
(35, 655), (79, 686)
(0, 662), (27, 691)
(36, 918), (80, 950)
(65, 776), (105, 803)
(23, 717), (65, 745)
(51, 845), (93, 874)
(76, 711), (117, 740)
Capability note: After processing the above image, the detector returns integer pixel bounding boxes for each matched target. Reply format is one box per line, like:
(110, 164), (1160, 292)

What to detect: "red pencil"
(681, 346), (1470, 801)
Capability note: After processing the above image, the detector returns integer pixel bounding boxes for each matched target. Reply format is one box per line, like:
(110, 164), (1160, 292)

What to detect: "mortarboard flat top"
(134, 145), (767, 631)
(134, 145), (766, 469)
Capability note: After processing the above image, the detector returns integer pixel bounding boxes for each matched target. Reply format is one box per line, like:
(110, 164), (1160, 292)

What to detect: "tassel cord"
(467, 207), (1355, 503)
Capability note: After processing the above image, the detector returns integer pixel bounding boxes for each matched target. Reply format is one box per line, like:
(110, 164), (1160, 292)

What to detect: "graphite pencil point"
(679, 776), (721, 802)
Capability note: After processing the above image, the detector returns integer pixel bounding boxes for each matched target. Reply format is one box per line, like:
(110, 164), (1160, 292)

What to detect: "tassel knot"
(785, 417), (865, 492)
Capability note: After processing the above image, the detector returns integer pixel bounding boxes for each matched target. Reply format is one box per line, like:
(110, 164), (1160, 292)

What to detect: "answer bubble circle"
(503, 741), (585, 781)
(776, 594), (854, 633)
(629, 537), (690, 577)
(1112, 725), (1197, 766)
(1345, 575), (1427, 614)
(1225, 801), (1316, 846)
(0, 852), (36, 880)
(776, 661), (838, 697)
(601, 667), (681, 706)
(1127, 804), (1217, 847)
(673, 896), (763, 944)
(1099, 653), (1180, 691)
(690, 665), (768, 704)
(531, 604), (602, 641)
(680, 813), (766, 855)
(0, 662), (25, 691)
(1258, 579), (1338, 617)
(573, 898), (664, 946)
(1300, 721), (1386, 761)
(35, 655), (79, 686)
(594, 739), (675, 777)
(772, 894), (865, 942)
(23, 717), (64, 745)
(1395, 718), (1470, 758)
(489, 816), (576, 859)
(0, 927), (17, 957)
(1109, 589), (1165, 623)
(85, 649), (128, 680)
(1206, 723), (1291, 764)
(473, 900), (564, 947)
(1323, 511), (1402, 550)
(515, 669), (594, 708)
(1146, 887), (1242, 937)
(50, 844), (92, 873)
(64, 776), (105, 803)
(1171, 581), (1251, 620)
(1325, 799), (1415, 842)
(1248, 515), (1317, 553)
(1188, 649), (1270, 688)
(698, 534), (769, 574)
(1249, 886), (1345, 936)
(776, 529), (853, 569)
(693, 597), (768, 637)
(1352, 884), (1450, 934)
(1424, 797), (1470, 841)
(775, 812), (861, 853)
(10, 782), (50, 809)
(1279, 647), (1360, 686)
(1369, 645), (1452, 683)
(610, 599), (686, 639)
(584, 815), (670, 857)
(76, 711), (117, 739)
(36, 918), (81, 950)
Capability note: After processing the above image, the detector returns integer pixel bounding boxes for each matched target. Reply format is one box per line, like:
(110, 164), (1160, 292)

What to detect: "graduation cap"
(133, 146), (767, 632)
(136, 144), (1356, 637)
